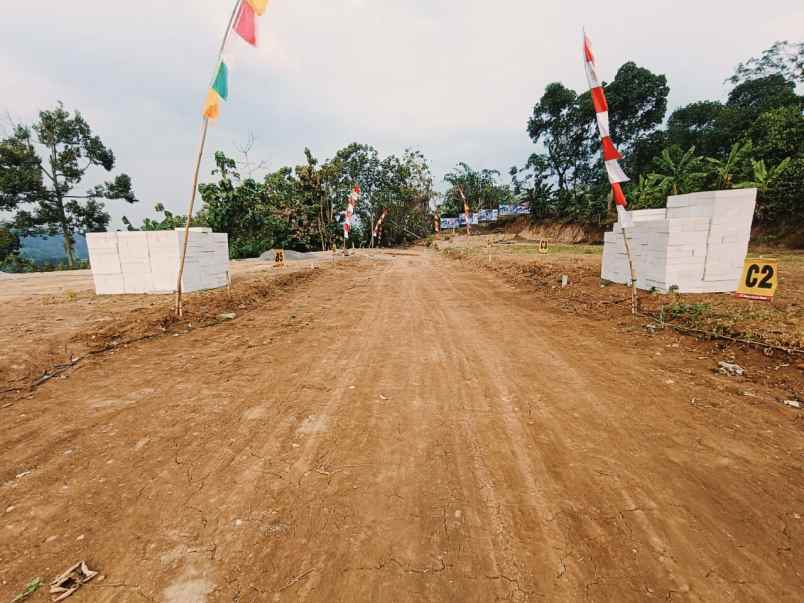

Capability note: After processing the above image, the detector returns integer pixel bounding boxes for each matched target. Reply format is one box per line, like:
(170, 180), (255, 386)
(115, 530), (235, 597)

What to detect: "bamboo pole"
(617, 206), (639, 316)
(175, 0), (241, 316)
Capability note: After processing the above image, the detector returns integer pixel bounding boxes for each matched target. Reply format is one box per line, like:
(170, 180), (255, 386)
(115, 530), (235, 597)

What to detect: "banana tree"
(629, 173), (669, 209)
(736, 157), (791, 193)
(705, 141), (754, 189)
(652, 146), (707, 195)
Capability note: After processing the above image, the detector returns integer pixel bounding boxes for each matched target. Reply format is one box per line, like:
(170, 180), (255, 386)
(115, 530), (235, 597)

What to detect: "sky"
(1, 0), (802, 228)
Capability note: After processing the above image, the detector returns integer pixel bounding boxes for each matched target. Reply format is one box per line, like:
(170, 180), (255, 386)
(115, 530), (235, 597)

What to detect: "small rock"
(217, 313), (237, 321)
(783, 400), (801, 409)
(76, 534), (85, 541)
(717, 361), (745, 377)
(5, 506), (14, 513)
(15, 470), (31, 479)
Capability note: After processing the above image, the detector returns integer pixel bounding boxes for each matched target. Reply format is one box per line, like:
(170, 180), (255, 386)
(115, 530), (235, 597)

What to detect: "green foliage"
(666, 302), (711, 322)
(705, 141), (754, 189)
(629, 174), (668, 209)
(0, 102), (137, 266)
(729, 41), (804, 85)
(442, 162), (513, 215)
(760, 157), (804, 221)
(522, 63), (668, 224)
(0, 225), (20, 261)
(651, 146), (707, 195)
(192, 144), (434, 258)
(519, 46), (801, 230)
(10, 577), (43, 603)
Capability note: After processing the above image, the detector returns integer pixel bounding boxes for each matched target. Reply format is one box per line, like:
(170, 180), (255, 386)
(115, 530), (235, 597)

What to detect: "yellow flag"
(202, 89), (221, 120)
(246, 0), (268, 15)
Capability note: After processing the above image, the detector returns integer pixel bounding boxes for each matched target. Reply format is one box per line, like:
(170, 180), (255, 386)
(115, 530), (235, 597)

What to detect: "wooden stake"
(175, 0), (241, 317)
(620, 224), (639, 316)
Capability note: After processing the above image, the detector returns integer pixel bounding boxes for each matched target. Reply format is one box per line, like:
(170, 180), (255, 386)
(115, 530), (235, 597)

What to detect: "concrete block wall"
(601, 189), (756, 293)
(86, 228), (229, 295)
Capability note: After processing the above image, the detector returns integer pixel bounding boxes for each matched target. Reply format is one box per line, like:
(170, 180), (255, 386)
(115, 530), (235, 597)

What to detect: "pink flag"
(234, 1), (257, 46)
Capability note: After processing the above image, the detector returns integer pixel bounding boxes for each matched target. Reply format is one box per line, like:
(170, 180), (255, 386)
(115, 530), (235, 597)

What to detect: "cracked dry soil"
(1, 249), (802, 602)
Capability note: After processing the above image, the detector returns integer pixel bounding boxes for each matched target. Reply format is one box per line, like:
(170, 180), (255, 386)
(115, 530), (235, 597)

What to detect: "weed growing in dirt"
(666, 302), (711, 323)
(11, 577), (42, 602)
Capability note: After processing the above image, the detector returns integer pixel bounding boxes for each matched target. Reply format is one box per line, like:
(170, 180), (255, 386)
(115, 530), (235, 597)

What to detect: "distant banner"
(477, 209), (499, 222)
(440, 217), (460, 230)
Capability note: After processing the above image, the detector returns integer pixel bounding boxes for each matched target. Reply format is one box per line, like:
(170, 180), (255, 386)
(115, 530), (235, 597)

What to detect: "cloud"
(1, 0), (802, 227)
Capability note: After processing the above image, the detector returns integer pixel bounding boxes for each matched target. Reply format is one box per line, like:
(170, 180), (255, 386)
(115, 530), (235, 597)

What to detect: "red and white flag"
(373, 208), (389, 238)
(584, 32), (631, 224)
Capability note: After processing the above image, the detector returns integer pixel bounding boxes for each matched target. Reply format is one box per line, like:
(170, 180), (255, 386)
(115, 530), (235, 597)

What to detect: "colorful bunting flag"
(234, 0), (257, 46)
(246, 0), (269, 15)
(202, 89), (221, 120)
(583, 32), (629, 207)
(212, 61), (229, 100)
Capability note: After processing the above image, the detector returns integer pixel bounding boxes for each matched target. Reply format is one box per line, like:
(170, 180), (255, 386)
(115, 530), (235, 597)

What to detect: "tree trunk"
(59, 209), (76, 267)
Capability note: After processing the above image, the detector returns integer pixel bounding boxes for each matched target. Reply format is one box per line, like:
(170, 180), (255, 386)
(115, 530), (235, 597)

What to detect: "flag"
(202, 89), (221, 119)
(212, 61), (229, 101)
(234, 1), (257, 46)
(584, 32), (629, 205)
(246, 0), (269, 15)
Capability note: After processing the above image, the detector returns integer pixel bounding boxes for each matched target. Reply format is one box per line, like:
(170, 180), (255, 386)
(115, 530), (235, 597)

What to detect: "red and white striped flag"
(372, 208), (389, 238)
(343, 184), (360, 240)
(583, 32), (631, 221)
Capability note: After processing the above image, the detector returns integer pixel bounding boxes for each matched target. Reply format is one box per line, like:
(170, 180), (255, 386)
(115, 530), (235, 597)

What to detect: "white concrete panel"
(601, 189), (757, 293)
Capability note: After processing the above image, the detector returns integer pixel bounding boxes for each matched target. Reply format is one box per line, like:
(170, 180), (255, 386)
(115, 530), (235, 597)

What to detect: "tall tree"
(598, 61), (669, 175)
(0, 103), (137, 265)
(527, 82), (592, 195)
(729, 41), (804, 85)
(442, 162), (513, 215)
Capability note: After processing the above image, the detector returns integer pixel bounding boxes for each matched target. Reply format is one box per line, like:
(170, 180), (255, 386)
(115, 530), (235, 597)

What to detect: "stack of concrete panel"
(86, 228), (229, 295)
(601, 189), (756, 293)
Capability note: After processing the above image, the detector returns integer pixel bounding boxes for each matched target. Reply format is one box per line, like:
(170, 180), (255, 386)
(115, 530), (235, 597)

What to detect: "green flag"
(212, 61), (229, 101)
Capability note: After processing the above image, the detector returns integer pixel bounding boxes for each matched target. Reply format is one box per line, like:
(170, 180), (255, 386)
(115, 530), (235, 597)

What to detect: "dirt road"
(1, 250), (801, 601)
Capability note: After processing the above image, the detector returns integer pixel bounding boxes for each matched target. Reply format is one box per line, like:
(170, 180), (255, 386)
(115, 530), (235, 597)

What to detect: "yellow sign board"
(736, 258), (778, 301)
(538, 239), (550, 254)
(274, 249), (285, 267)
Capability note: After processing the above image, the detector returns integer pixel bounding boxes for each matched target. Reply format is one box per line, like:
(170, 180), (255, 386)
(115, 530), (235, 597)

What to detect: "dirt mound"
(517, 220), (606, 244)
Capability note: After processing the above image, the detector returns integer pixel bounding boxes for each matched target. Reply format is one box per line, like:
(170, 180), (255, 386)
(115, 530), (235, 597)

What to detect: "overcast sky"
(1, 1), (802, 228)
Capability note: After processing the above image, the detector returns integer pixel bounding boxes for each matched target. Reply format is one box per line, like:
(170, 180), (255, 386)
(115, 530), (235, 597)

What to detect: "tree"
(705, 141), (753, 189)
(0, 103), (137, 266)
(726, 74), (801, 116)
(0, 225), (20, 261)
(666, 101), (728, 158)
(442, 162), (513, 215)
(629, 173), (669, 209)
(736, 158), (791, 192)
(200, 152), (282, 258)
(527, 82), (592, 195)
(729, 41), (804, 85)
(761, 158), (804, 222)
(748, 106), (804, 165)
(651, 146), (707, 195)
(599, 62), (669, 171)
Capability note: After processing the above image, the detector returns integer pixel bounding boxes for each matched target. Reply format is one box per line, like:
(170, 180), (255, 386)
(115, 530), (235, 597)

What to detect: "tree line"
(515, 41), (803, 227)
(1, 41), (802, 271)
